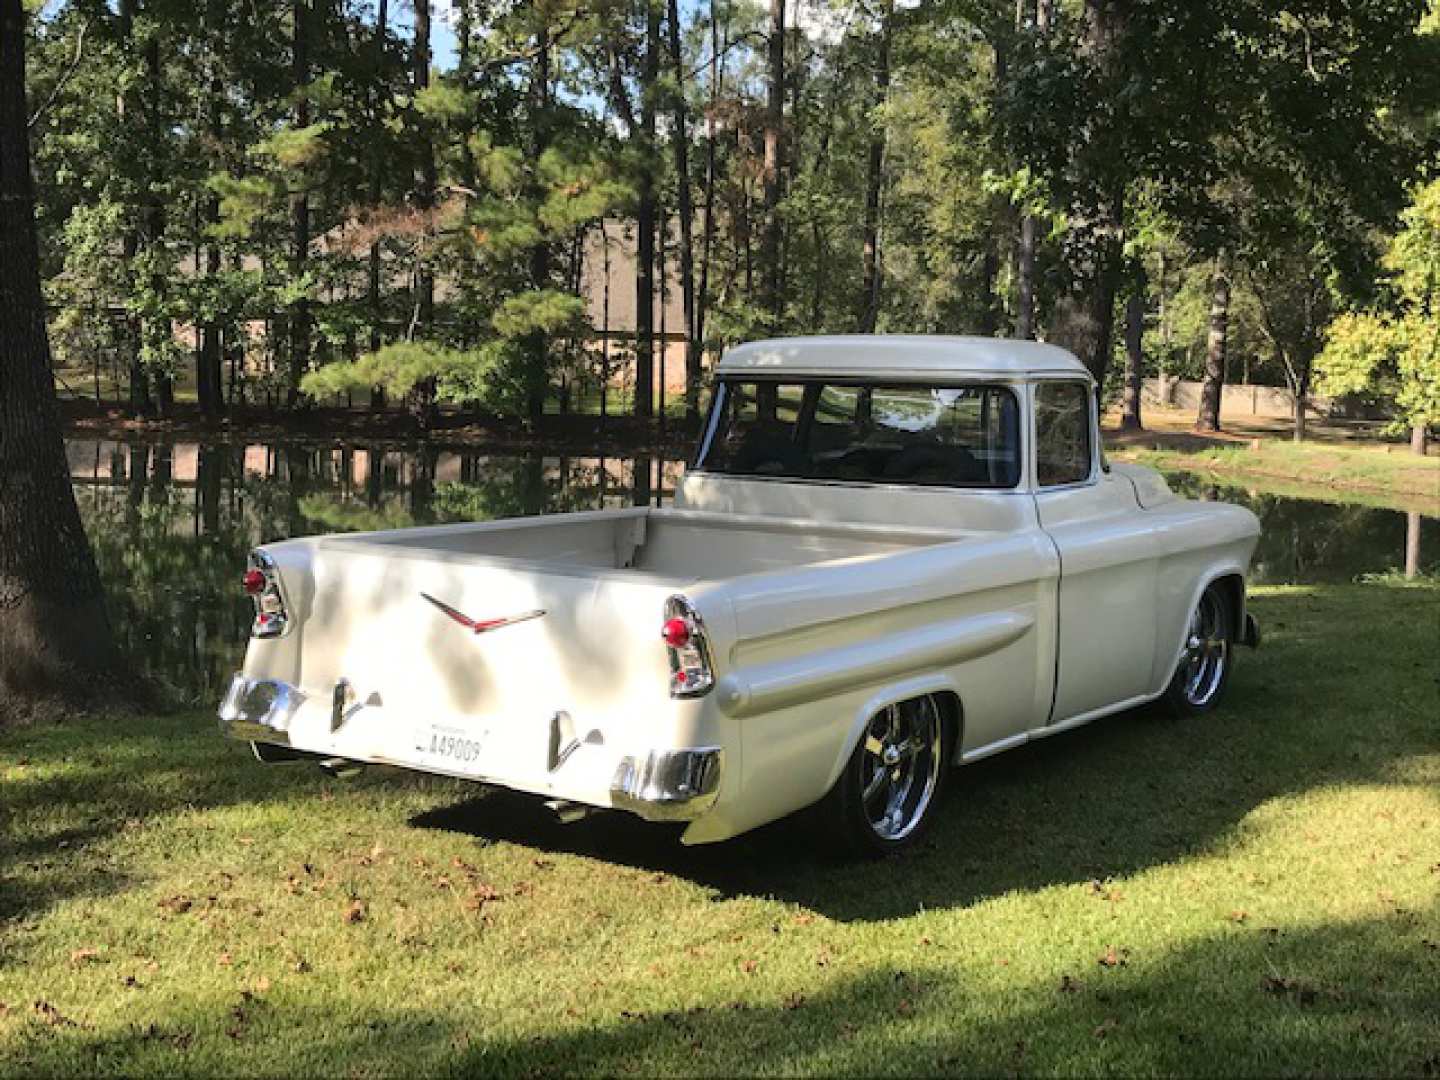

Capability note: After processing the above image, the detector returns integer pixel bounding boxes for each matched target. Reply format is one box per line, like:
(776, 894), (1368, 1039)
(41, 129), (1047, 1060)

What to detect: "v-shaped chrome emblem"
(419, 592), (546, 635)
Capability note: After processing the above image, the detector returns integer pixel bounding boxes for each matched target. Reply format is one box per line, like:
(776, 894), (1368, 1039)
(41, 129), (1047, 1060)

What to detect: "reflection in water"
(67, 437), (1434, 703)
(1166, 474), (1437, 587)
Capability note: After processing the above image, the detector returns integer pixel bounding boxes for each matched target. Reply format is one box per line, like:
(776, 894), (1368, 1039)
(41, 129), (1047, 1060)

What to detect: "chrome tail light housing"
(245, 550), (289, 638)
(662, 595), (715, 698)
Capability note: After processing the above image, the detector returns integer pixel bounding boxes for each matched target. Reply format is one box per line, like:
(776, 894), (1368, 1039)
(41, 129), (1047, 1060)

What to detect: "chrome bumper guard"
(610, 747), (724, 822)
(218, 673), (304, 746)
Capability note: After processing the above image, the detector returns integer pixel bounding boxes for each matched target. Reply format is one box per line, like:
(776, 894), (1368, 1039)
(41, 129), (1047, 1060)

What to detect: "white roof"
(716, 335), (1089, 379)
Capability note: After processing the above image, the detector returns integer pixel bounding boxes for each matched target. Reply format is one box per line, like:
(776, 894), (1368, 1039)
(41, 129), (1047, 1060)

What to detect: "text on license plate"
(414, 725), (486, 769)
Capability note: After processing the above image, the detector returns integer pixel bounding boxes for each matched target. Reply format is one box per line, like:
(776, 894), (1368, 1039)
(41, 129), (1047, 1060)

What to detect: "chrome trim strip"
(610, 747), (724, 822)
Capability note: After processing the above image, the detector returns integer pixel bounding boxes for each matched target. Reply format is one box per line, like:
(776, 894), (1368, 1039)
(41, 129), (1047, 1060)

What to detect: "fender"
(823, 673), (965, 795)
(1157, 562), (1249, 693)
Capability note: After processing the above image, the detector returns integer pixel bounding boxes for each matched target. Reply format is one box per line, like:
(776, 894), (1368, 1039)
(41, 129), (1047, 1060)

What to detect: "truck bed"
(323, 507), (964, 582)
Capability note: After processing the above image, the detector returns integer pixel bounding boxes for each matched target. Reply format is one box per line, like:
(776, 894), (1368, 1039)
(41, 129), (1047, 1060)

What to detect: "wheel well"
(1210, 573), (1246, 640)
(931, 690), (964, 760)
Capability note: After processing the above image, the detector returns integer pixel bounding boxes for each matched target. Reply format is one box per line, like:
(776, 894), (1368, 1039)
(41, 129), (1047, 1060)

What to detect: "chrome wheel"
(1180, 589), (1230, 708)
(858, 696), (944, 842)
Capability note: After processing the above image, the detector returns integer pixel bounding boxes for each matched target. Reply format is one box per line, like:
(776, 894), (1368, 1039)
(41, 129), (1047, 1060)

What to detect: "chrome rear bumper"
(610, 748), (724, 822)
(218, 673), (303, 746)
(220, 672), (724, 823)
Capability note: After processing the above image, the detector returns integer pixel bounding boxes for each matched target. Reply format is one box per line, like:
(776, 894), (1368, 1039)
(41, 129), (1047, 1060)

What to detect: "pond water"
(65, 436), (1437, 705)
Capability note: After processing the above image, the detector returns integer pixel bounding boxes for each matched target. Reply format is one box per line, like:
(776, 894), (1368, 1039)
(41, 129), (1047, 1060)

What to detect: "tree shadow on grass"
(411, 586), (1440, 922)
(17, 908), (1437, 1076)
(440, 909), (1440, 1077)
(0, 711), (426, 924)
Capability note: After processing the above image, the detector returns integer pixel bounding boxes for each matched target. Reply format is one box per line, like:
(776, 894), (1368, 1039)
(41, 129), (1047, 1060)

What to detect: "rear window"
(694, 380), (1021, 488)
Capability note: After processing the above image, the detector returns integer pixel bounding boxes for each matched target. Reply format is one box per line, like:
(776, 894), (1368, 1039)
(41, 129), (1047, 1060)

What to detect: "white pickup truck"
(221, 336), (1260, 855)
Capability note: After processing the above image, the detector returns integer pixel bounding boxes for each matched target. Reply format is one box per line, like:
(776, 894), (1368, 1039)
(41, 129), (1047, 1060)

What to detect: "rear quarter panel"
(682, 531), (1059, 841)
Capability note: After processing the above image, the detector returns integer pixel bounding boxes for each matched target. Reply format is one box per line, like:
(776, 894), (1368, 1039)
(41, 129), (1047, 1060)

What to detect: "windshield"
(694, 380), (1022, 488)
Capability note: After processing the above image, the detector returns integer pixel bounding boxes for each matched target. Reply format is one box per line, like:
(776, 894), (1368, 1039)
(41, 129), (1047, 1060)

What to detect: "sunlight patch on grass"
(2, 581), (1437, 1075)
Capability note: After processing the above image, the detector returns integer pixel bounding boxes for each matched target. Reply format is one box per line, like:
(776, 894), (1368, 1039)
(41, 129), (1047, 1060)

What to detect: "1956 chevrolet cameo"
(220, 336), (1260, 855)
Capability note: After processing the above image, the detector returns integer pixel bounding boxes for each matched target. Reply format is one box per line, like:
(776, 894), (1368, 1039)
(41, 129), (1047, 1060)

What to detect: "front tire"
(1163, 583), (1234, 715)
(819, 694), (955, 858)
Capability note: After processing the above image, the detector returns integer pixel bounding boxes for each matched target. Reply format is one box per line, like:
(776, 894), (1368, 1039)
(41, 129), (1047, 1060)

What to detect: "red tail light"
(245, 552), (288, 638)
(662, 597), (714, 698)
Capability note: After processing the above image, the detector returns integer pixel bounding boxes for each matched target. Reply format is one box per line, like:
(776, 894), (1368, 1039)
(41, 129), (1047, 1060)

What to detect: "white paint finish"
(717, 334), (1088, 378)
(231, 337), (1261, 845)
(1036, 470), (1162, 721)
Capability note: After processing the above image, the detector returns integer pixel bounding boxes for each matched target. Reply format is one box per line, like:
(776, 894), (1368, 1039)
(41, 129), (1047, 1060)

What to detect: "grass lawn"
(1104, 409), (1440, 514)
(3, 581), (1437, 1076)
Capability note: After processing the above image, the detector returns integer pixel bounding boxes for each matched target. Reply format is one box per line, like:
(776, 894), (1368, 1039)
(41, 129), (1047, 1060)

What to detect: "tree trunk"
(115, 0), (150, 418)
(857, 0), (891, 333)
(0, 0), (126, 708)
(665, 0), (700, 422)
(413, 0), (435, 334)
(633, 0), (659, 419)
(1120, 282), (1144, 431)
(288, 0), (311, 407)
(1404, 511), (1421, 578)
(1156, 248), (1171, 403)
(368, 0), (389, 410)
(1015, 0), (1051, 340)
(978, 242), (1000, 336)
(143, 30), (174, 418)
(198, 0), (225, 419)
(1410, 423), (1427, 456)
(695, 0), (725, 357)
(1196, 251), (1231, 433)
(761, 0), (785, 330)
(412, 0), (437, 423)
(525, 21), (553, 425)
(1084, 190), (1124, 386)
(1016, 216), (1037, 340)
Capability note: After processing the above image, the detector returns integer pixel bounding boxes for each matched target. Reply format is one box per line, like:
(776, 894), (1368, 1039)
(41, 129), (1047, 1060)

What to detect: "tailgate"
(243, 539), (683, 795)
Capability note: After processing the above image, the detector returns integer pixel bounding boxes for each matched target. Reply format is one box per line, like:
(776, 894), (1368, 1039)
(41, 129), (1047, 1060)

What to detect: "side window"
(1034, 381), (1093, 486)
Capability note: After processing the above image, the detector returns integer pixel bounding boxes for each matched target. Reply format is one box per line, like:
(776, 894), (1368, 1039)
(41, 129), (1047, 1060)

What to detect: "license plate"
(413, 724), (487, 773)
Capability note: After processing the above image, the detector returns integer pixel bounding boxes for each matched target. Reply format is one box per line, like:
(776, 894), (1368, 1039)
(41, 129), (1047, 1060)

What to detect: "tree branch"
(28, 19), (88, 130)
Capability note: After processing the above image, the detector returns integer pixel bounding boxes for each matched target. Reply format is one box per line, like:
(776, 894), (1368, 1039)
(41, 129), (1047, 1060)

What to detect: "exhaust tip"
(319, 757), (364, 780)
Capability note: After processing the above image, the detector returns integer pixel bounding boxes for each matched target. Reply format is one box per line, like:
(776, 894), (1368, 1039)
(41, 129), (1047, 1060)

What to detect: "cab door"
(1031, 379), (1160, 724)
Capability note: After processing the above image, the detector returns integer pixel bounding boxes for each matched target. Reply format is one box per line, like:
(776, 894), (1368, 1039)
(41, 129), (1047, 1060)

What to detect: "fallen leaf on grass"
(253, 976), (272, 994)
(1228, 910), (1249, 924)
(343, 900), (367, 925)
(121, 975), (142, 990)
(1098, 946), (1130, 968)
(217, 952), (233, 967)
(33, 1000), (78, 1027)
(157, 895), (193, 916)
(1262, 974), (1318, 1005)
(740, 959), (758, 974)
(69, 948), (101, 967)
(1093, 1018), (1118, 1038)
(782, 993), (805, 1010)
(1058, 974), (1083, 993)
(293, 958), (312, 974)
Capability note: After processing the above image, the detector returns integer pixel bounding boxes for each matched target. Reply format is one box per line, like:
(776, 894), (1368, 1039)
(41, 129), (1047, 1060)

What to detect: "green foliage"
(299, 341), (486, 401)
(1317, 178), (1440, 431)
(257, 123), (331, 170)
(21, 0), (1440, 423)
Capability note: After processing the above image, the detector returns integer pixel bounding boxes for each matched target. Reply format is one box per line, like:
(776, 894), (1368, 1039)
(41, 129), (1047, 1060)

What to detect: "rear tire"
(1163, 583), (1234, 716)
(819, 694), (955, 858)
